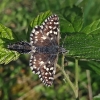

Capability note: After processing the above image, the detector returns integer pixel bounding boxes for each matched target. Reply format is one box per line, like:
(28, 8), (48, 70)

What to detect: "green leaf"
(58, 6), (83, 33)
(79, 60), (100, 75)
(62, 11), (100, 60)
(27, 10), (52, 39)
(0, 24), (20, 64)
(0, 24), (14, 39)
(0, 48), (20, 64)
(64, 33), (100, 59)
(81, 19), (100, 34)
(88, 61), (100, 75)
(30, 10), (52, 28)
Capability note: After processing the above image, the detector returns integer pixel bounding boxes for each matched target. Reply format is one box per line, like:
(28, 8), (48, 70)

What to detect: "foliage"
(0, 0), (100, 100)
(0, 24), (20, 64)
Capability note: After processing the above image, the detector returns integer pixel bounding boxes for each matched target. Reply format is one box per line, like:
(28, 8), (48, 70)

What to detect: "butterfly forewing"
(30, 14), (60, 47)
(30, 14), (60, 86)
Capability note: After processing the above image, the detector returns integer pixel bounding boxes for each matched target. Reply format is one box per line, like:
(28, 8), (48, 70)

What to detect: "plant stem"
(57, 54), (78, 98)
(57, 64), (76, 97)
(61, 53), (65, 70)
(75, 59), (79, 98)
(86, 70), (93, 100)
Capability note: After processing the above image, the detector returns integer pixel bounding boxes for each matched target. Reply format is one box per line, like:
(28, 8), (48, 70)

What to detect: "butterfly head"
(58, 47), (67, 54)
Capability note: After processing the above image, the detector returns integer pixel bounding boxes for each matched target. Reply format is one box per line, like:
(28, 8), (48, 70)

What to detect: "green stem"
(57, 64), (76, 95)
(61, 53), (65, 70)
(57, 54), (78, 98)
(75, 59), (79, 98)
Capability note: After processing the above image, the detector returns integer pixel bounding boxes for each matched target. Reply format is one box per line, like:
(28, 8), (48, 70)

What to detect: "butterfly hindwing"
(30, 53), (50, 74)
(29, 52), (58, 86)
(39, 54), (58, 86)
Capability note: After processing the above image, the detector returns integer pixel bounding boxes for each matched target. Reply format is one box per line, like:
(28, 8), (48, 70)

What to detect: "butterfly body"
(7, 14), (66, 86)
(35, 46), (59, 54)
(7, 41), (31, 53)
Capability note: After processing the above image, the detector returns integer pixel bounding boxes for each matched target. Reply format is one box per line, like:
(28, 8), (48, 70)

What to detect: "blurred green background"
(0, 0), (100, 100)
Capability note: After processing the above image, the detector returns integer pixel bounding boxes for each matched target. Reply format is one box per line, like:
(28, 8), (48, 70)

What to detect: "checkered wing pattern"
(30, 14), (60, 86)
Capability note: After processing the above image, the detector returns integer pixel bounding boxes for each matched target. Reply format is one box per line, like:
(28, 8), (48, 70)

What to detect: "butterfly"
(8, 14), (66, 86)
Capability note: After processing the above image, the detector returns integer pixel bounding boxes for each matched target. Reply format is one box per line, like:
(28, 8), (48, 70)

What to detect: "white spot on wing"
(30, 40), (34, 44)
(54, 31), (57, 35)
(40, 25), (43, 29)
(32, 71), (36, 74)
(33, 65), (36, 69)
(35, 31), (39, 35)
(41, 36), (47, 40)
(44, 65), (46, 69)
(45, 19), (47, 22)
(54, 22), (59, 25)
(51, 37), (53, 40)
(46, 68), (49, 71)
(48, 61), (50, 64)
(35, 26), (38, 28)
(40, 78), (43, 81)
(35, 36), (38, 39)
(36, 71), (40, 74)
(35, 38), (38, 43)
(39, 74), (41, 77)
(39, 61), (44, 65)
(32, 29), (35, 33)
(49, 26), (52, 29)
(30, 33), (33, 37)
(49, 30), (52, 33)
(47, 32), (49, 36)
(30, 66), (33, 70)
(29, 63), (32, 66)
(50, 67), (53, 70)
(45, 72), (48, 75)
(43, 22), (45, 25)
(49, 22), (52, 24)
(49, 77), (53, 80)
